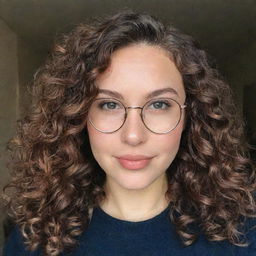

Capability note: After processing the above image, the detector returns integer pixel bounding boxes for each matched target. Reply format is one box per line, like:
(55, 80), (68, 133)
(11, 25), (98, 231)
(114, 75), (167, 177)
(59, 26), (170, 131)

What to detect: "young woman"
(3, 10), (256, 256)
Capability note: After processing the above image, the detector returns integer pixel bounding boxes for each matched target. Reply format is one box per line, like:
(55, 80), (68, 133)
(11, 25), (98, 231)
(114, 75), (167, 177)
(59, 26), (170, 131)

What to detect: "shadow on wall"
(244, 84), (256, 161)
(0, 16), (45, 254)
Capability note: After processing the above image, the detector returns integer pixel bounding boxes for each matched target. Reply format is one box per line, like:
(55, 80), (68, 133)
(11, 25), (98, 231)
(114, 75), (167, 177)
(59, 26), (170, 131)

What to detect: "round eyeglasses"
(88, 97), (186, 134)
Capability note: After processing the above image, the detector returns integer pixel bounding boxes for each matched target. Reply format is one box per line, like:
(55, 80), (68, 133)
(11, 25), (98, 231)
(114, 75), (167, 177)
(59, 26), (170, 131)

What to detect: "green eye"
(98, 100), (122, 110)
(149, 100), (171, 110)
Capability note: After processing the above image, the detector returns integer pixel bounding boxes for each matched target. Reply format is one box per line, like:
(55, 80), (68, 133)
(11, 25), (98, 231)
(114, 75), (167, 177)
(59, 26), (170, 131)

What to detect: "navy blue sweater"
(3, 205), (256, 255)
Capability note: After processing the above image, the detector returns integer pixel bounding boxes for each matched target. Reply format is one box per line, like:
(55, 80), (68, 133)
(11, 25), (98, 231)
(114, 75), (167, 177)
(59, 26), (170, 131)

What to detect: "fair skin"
(86, 44), (186, 222)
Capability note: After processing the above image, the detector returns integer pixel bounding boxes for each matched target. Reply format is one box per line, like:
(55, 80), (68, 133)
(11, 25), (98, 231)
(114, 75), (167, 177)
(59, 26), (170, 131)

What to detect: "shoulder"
(3, 225), (41, 256)
(242, 217), (256, 253)
(192, 217), (256, 256)
(219, 217), (256, 256)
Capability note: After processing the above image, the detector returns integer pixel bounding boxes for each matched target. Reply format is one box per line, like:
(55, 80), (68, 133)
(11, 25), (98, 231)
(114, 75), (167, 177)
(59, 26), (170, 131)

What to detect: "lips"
(116, 154), (154, 170)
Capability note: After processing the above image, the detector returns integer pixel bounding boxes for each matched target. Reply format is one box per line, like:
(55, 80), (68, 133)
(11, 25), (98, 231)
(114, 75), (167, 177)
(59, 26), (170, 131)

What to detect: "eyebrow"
(98, 87), (179, 100)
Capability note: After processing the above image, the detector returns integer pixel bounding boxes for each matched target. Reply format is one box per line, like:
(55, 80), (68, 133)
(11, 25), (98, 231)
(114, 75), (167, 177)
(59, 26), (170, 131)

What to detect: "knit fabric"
(3, 204), (256, 256)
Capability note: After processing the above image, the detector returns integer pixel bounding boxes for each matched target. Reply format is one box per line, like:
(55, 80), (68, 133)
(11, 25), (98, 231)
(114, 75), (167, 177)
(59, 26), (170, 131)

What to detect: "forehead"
(96, 44), (185, 101)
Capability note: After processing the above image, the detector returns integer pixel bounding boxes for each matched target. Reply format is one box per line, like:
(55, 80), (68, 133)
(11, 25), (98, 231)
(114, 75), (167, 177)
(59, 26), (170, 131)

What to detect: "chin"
(115, 176), (156, 191)
(120, 184), (150, 191)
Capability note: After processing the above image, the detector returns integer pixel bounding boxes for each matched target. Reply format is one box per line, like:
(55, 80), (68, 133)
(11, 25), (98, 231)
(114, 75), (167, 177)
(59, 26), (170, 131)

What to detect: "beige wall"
(224, 42), (256, 138)
(224, 42), (256, 110)
(0, 18), (43, 252)
(0, 18), (19, 252)
(17, 38), (44, 118)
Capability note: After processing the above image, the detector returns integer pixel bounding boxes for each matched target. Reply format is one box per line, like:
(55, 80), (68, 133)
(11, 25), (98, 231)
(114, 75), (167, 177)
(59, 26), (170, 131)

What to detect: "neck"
(99, 173), (170, 221)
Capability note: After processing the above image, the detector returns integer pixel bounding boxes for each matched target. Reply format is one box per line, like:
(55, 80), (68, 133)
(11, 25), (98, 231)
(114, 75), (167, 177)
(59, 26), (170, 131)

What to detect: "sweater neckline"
(94, 203), (171, 226)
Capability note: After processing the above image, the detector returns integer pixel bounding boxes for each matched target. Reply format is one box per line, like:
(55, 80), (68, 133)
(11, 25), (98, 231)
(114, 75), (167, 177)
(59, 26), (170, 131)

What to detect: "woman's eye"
(149, 101), (171, 110)
(99, 101), (120, 110)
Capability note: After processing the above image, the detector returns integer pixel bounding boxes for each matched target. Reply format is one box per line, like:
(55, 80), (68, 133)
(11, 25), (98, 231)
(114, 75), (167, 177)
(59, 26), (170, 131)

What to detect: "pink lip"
(116, 155), (154, 170)
(117, 154), (153, 160)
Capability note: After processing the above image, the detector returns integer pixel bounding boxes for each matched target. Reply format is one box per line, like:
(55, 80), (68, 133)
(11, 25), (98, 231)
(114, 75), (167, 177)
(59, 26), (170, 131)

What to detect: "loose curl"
(3, 9), (256, 255)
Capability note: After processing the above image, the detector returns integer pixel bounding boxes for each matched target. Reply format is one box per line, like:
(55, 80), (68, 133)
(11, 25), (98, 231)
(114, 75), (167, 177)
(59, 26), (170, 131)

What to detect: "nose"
(120, 108), (148, 146)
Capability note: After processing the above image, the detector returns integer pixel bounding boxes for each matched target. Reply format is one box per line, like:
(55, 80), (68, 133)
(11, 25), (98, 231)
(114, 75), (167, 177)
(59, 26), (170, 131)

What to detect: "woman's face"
(87, 44), (186, 191)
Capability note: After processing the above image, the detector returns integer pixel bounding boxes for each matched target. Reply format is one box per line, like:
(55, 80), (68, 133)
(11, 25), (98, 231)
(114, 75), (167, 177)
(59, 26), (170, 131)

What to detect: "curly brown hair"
(3, 9), (256, 256)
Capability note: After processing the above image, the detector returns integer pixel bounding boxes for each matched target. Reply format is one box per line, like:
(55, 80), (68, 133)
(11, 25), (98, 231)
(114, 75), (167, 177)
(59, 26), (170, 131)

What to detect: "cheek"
(87, 125), (114, 157)
(158, 122), (184, 155)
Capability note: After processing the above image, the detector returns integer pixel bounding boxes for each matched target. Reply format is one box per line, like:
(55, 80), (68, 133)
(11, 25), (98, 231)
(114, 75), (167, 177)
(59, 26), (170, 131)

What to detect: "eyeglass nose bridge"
(124, 106), (144, 118)
(126, 106), (143, 110)
(122, 105), (151, 134)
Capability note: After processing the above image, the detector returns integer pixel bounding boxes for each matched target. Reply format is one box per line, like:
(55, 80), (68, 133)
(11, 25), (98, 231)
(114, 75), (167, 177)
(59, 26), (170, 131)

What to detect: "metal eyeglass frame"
(88, 97), (187, 134)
